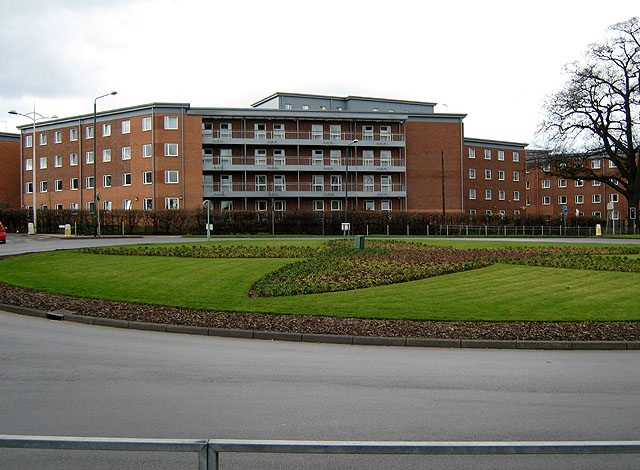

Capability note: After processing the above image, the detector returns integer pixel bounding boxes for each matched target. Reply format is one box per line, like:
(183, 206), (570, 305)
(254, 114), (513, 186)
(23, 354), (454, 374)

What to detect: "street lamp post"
(93, 91), (117, 237)
(344, 139), (359, 236)
(203, 200), (213, 241)
(8, 106), (57, 234)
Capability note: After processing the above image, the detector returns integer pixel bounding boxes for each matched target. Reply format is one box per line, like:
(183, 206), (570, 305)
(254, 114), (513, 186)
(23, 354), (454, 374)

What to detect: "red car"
(0, 221), (5, 243)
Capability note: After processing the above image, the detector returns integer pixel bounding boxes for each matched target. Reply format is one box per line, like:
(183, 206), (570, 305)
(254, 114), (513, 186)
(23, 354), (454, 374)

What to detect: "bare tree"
(538, 17), (640, 226)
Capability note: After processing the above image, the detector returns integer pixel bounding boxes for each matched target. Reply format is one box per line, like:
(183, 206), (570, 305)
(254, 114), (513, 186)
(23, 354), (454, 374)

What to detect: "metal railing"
(202, 182), (406, 194)
(202, 129), (405, 142)
(2, 435), (639, 470)
(202, 155), (406, 168)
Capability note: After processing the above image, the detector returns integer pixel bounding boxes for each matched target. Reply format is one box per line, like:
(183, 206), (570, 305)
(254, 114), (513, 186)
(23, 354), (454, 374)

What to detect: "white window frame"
(364, 200), (375, 211)
(312, 149), (324, 166)
(85, 176), (95, 189)
(468, 148), (476, 159)
(513, 171), (519, 182)
(592, 194), (601, 204)
(380, 126), (391, 141)
(558, 179), (567, 188)
(380, 150), (391, 167)
(143, 198), (153, 211)
(256, 200), (267, 211)
(498, 150), (505, 161)
(103, 200), (112, 212)
(24, 135), (33, 148)
(381, 200), (392, 212)
(498, 190), (506, 201)
(39, 156), (47, 169)
(39, 133), (47, 146)
(330, 124), (341, 140)
(542, 180), (550, 189)
(591, 159), (601, 169)
(469, 188), (476, 200)
(363, 174), (374, 192)
(102, 149), (111, 162)
(164, 116), (179, 130)
(40, 180), (48, 193)
(312, 175), (324, 192)
(274, 175), (286, 192)
(164, 170), (179, 184)
(498, 170), (505, 181)
(331, 200), (342, 211)
(513, 191), (520, 201)
(54, 155), (62, 168)
(70, 153), (78, 166)
(468, 168), (476, 179)
(362, 150), (374, 166)
(575, 195), (584, 204)
(330, 149), (341, 166)
(313, 200), (325, 212)
(122, 173), (131, 186)
(484, 149), (491, 160)
(103, 174), (112, 187)
(484, 169), (491, 180)
(485, 189), (492, 200)
(141, 144), (152, 158)
(25, 182), (33, 194)
(102, 123), (111, 137)
(122, 120), (131, 134)
(143, 171), (153, 185)
(311, 124), (323, 140)
(542, 196), (551, 205)
(330, 175), (342, 192)
(255, 174), (267, 192)
(70, 202), (78, 210)
(54, 179), (62, 192)
(142, 117), (152, 131)
(273, 123), (285, 139)
(86, 126), (94, 139)
(54, 131), (62, 144)
(164, 143), (178, 157)
(513, 152), (520, 162)
(380, 175), (392, 192)
(220, 123), (232, 138)
(70, 178), (79, 190)
(610, 194), (619, 203)
(221, 175), (233, 192)
(70, 128), (78, 142)
(558, 195), (567, 205)
(362, 125), (374, 141)
(164, 197), (179, 210)
(85, 151), (94, 164)
(273, 200), (286, 212)
(254, 149), (267, 165)
(254, 123), (266, 139)
(123, 199), (132, 210)
(25, 158), (33, 171)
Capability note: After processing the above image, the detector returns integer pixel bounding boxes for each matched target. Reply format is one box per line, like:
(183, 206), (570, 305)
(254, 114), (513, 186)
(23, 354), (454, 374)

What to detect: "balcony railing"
(202, 182), (405, 197)
(202, 129), (405, 143)
(202, 156), (406, 170)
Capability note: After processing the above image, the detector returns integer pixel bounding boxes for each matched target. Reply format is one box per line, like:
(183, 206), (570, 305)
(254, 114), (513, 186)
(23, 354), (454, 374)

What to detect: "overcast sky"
(1, 0), (638, 146)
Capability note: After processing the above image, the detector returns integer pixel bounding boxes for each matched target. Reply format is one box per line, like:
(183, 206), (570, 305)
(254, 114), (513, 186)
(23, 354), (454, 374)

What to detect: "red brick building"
(13, 93), (528, 216)
(0, 132), (20, 208)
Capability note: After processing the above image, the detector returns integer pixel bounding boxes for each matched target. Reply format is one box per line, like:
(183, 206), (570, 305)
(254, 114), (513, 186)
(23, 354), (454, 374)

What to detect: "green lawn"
(1, 242), (638, 322)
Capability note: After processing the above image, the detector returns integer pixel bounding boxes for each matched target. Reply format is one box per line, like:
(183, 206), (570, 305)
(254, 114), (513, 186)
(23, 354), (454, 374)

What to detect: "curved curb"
(2, 303), (639, 351)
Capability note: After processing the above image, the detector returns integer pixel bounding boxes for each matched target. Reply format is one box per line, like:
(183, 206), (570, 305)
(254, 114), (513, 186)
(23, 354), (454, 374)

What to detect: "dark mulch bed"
(1, 283), (639, 341)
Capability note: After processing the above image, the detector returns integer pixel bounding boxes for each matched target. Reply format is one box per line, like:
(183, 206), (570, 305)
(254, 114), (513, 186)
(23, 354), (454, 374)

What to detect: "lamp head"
(8, 110), (17, 115)
(110, 91), (117, 95)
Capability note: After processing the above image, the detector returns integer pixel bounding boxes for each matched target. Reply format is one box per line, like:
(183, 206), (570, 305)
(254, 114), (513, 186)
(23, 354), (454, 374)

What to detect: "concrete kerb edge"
(1, 304), (638, 351)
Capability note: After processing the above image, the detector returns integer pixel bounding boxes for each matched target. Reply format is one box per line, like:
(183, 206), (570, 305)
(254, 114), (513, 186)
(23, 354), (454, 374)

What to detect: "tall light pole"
(8, 107), (57, 234)
(93, 91), (117, 237)
(344, 139), (359, 231)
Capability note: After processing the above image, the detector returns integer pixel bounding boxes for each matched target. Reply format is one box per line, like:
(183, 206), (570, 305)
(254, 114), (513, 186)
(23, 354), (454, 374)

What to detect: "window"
(143, 198), (153, 211)
(70, 153), (78, 166)
(102, 123), (111, 137)
(86, 126), (94, 139)
(164, 198), (179, 210)
(576, 195), (584, 204)
(363, 175), (374, 191)
(591, 159), (601, 169)
(39, 133), (47, 146)
(123, 199), (132, 210)
(255, 175), (267, 191)
(380, 126), (391, 141)
(312, 175), (324, 191)
(54, 131), (62, 143)
(285, 104), (292, 110)
(558, 179), (567, 188)
(608, 160), (617, 169)
(380, 150), (391, 166)
(54, 179), (62, 191)
(274, 175), (286, 191)
(610, 194), (619, 203)
(498, 190), (506, 200)
(70, 128), (78, 141)
(102, 149), (111, 162)
(498, 150), (505, 161)
(330, 149), (341, 166)
(221, 175), (232, 191)
(380, 175), (392, 191)
(468, 168), (476, 179)
(54, 155), (62, 167)
(220, 148), (232, 164)
(25, 158), (33, 171)
(498, 170), (505, 181)
(164, 143), (178, 156)
(526, 197), (531, 206)
(273, 124), (285, 139)
(302, 105), (309, 110)
(513, 152), (520, 162)
(220, 123), (232, 138)
(255, 149), (267, 165)
(381, 200), (392, 211)
(484, 149), (491, 160)
(103, 175), (112, 187)
(70, 178), (79, 190)
(141, 144), (152, 158)
(164, 116), (178, 129)
(86, 201), (95, 211)
(86, 151), (94, 164)
(330, 175), (342, 191)
(25, 182), (33, 194)
(40, 157), (47, 169)
(85, 176), (95, 189)
(256, 200), (267, 211)
(592, 180), (601, 186)
(122, 173), (131, 186)
(468, 148), (476, 159)
(575, 179), (584, 187)
(469, 188), (476, 200)
(542, 196), (551, 205)
(469, 209), (477, 216)
(312, 149), (324, 165)
(513, 171), (520, 181)
(331, 200), (342, 211)
(40, 181), (48, 193)
(558, 195), (567, 204)
(513, 191), (520, 201)
(526, 181), (530, 190)
(311, 124), (323, 140)
(55, 204), (63, 210)
(593, 211), (602, 218)
(484, 169), (492, 180)
(362, 125), (374, 141)
(103, 200), (112, 211)
(592, 194), (601, 204)
(142, 117), (152, 131)
(330, 125), (341, 140)
(372, 108), (379, 112)
(273, 200), (285, 211)
(25, 135), (33, 148)
(364, 200), (375, 211)
(143, 171), (153, 184)
(542, 163), (551, 172)
(70, 202), (78, 210)
(362, 150), (374, 166)
(122, 120), (130, 134)
(313, 200), (324, 212)
(220, 200), (233, 211)
(485, 190), (492, 200)
(541, 180), (550, 189)
(254, 123), (266, 139)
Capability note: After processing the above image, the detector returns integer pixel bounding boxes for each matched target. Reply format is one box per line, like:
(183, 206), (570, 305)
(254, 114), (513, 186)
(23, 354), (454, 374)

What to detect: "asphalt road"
(1, 312), (639, 469)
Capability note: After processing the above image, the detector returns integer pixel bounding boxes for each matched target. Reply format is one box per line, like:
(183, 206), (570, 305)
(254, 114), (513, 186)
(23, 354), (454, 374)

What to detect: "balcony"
(202, 182), (406, 199)
(201, 129), (405, 147)
(202, 156), (406, 172)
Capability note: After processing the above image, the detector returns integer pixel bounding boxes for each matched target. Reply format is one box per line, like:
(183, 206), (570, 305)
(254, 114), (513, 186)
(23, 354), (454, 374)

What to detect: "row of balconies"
(202, 130), (405, 146)
(202, 182), (406, 198)
(202, 156), (406, 172)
